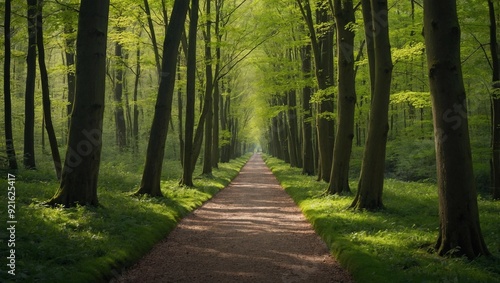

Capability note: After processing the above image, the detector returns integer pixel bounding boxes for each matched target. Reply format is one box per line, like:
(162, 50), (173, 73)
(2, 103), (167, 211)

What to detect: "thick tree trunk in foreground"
(351, 0), (392, 210)
(424, 0), (490, 259)
(135, 0), (189, 196)
(4, 0), (18, 170)
(488, 0), (500, 200)
(24, 0), (37, 169)
(37, 0), (62, 179)
(180, 0), (200, 187)
(48, 0), (110, 207)
(328, 0), (356, 195)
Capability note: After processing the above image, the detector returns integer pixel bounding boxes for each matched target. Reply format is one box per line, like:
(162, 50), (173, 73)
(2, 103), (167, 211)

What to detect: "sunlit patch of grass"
(264, 155), (500, 283)
(0, 153), (250, 283)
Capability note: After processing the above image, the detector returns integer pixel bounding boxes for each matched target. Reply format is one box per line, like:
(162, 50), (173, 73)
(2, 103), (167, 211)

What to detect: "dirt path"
(115, 154), (354, 283)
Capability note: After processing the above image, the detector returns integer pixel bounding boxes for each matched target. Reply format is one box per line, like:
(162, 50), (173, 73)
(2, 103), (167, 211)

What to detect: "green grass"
(0, 153), (250, 283)
(264, 155), (500, 283)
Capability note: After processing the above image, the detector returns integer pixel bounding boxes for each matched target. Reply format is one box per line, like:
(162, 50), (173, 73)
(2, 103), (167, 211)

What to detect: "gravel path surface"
(115, 154), (354, 283)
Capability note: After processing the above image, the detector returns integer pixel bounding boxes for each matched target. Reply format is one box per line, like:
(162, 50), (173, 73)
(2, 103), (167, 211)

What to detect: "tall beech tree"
(47, 0), (110, 207)
(328, 0), (356, 195)
(297, 0), (335, 182)
(23, 0), (37, 169)
(351, 0), (393, 210)
(37, 0), (62, 179)
(423, 0), (490, 258)
(180, 0), (200, 187)
(3, 0), (18, 170)
(135, 0), (189, 196)
(202, 0), (215, 176)
(112, 27), (127, 151)
(301, 43), (315, 175)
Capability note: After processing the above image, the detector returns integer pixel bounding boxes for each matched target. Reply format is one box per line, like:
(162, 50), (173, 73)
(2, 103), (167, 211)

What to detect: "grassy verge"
(263, 155), (500, 283)
(0, 153), (250, 283)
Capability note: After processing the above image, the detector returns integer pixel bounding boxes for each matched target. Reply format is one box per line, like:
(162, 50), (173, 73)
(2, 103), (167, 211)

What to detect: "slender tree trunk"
(360, 0), (375, 94)
(37, 0), (62, 179)
(328, 0), (356, 195)
(351, 0), (392, 210)
(297, 0), (335, 182)
(133, 43), (141, 153)
(287, 88), (301, 168)
(4, 0), (18, 170)
(301, 44), (315, 175)
(136, 0), (189, 196)
(424, 0), (490, 259)
(202, 0), (214, 175)
(180, 0), (200, 187)
(212, 1), (222, 168)
(143, 0), (162, 76)
(177, 58), (185, 163)
(113, 35), (127, 151)
(64, 23), (76, 128)
(488, 0), (500, 200)
(24, 0), (37, 169)
(48, 0), (110, 207)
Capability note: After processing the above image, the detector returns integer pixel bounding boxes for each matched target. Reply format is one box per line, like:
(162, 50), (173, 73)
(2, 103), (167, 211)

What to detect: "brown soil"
(114, 154), (354, 283)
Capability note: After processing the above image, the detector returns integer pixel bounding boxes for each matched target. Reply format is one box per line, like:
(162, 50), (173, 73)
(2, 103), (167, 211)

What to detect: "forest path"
(115, 154), (353, 283)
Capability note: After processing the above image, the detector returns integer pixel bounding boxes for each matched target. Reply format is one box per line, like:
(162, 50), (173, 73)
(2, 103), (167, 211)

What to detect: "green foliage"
(264, 155), (500, 283)
(0, 154), (250, 282)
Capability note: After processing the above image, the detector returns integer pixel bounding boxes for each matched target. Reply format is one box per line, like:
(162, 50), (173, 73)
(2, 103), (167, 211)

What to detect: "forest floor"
(114, 154), (353, 283)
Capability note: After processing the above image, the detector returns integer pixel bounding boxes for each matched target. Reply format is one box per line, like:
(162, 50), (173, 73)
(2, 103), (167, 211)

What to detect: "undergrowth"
(264, 155), (500, 283)
(0, 153), (250, 283)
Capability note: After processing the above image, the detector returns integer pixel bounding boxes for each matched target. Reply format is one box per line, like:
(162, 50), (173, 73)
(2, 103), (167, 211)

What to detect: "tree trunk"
(48, 0), (110, 207)
(23, 0), (37, 169)
(3, 0), (18, 170)
(212, 1), (222, 168)
(351, 0), (392, 210)
(488, 0), (500, 200)
(328, 0), (356, 195)
(113, 35), (127, 151)
(177, 58), (185, 164)
(133, 42), (141, 153)
(64, 22), (76, 128)
(202, 0), (214, 175)
(136, 0), (189, 196)
(424, 0), (490, 259)
(143, 0), (162, 76)
(301, 44), (315, 175)
(37, 0), (62, 179)
(297, 0), (335, 182)
(287, 88), (301, 168)
(180, 0), (200, 187)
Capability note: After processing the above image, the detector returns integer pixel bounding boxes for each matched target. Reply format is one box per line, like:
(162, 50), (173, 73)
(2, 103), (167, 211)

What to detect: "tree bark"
(180, 0), (200, 187)
(23, 0), (37, 169)
(424, 0), (490, 259)
(113, 33), (127, 151)
(132, 41), (141, 153)
(351, 0), (392, 210)
(48, 0), (110, 207)
(328, 0), (356, 195)
(202, 0), (214, 175)
(297, 0), (335, 182)
(301, 44), (315, 175)
(136, 0), (189, 196)
(3, 0), (18, 170)
(488, 0), (500, 200)
(37, 0), (62, 179)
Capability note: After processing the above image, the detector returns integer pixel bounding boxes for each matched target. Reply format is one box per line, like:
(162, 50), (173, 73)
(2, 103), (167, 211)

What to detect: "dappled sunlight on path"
(115, 154), (353, 283)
